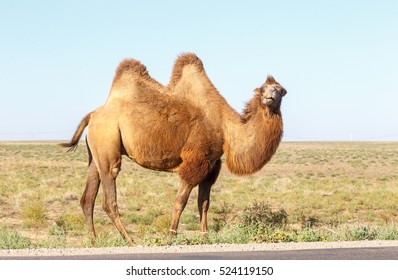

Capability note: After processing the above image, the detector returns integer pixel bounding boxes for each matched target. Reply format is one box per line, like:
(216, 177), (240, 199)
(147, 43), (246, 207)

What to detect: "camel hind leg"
(87, 126), (135, 246)
(81, 161), (100, 243)
(98, 155), (135, 246)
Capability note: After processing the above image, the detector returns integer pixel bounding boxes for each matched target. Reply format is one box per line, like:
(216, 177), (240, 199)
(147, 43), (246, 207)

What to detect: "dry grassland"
(1, 141), (397, 248)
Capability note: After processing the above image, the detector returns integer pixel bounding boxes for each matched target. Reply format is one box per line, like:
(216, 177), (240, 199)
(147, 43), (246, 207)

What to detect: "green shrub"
(297, 228), (326, 242)
(377, 224), (398, 240)
(345, 225), (377, 241)
(0, 228), (31, 249)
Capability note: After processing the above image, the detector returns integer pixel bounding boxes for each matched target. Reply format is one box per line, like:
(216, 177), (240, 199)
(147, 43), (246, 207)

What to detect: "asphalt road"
(3, 246), (398, 260)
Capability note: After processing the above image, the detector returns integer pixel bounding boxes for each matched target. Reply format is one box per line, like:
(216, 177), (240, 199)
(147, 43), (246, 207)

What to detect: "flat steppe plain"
(1, 141), (397, 248)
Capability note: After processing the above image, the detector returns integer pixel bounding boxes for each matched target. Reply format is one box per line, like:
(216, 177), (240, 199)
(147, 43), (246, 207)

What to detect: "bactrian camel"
(60, 53), (287, 246)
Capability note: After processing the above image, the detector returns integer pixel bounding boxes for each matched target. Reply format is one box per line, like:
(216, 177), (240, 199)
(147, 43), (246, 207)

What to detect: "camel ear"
(254, 88), (262, 96)
(266, 75), (276, 84)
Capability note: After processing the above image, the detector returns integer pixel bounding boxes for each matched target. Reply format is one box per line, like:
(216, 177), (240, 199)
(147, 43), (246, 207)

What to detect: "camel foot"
(126, 237), (136, 246)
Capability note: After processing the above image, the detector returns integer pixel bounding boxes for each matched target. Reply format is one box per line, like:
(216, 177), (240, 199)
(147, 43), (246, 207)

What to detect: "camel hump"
(175, 53), (204, 69)
(169, 53), (204, 87)
(114, 58), (150, 81)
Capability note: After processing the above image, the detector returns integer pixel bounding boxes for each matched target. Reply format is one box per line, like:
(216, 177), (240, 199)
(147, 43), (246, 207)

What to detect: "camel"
(60, 53), (287, 246)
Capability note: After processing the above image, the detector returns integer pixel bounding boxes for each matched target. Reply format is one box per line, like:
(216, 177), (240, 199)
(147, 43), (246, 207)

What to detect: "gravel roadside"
(1, 240), (398, 258)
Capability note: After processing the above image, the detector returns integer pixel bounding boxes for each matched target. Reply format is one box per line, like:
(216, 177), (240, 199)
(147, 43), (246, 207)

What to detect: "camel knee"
(111, 167), (120, 178)
(109, 158), (122, 177)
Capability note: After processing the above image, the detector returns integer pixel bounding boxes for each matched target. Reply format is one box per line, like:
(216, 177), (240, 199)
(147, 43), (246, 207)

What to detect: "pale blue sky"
(0, 0), (397, 141)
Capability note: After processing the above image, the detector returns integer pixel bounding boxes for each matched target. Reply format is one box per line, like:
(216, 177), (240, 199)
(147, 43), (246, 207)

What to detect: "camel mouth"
(263, 97), (275, 105)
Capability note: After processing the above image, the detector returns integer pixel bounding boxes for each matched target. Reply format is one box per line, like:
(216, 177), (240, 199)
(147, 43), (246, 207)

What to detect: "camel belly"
(133, 156), (182, 171)
(121, 132), (185, 172)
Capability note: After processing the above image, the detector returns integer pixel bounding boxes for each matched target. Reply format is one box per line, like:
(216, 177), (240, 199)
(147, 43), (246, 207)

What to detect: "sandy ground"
(1, 240), (398, 257)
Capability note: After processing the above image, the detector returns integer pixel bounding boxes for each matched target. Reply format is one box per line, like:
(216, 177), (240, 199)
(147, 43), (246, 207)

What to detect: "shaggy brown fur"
(225, 103), (283, 175)
(60, 53), (287, 245)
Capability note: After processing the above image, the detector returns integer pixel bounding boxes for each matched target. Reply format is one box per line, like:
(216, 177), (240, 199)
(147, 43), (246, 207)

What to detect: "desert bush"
(298, 212), (319, 229)
(0, 228), (31, 249)
(242, 201), (288, 228)
(151, 214), (172, 235)
(240, 201), (290, 243)
(343, 225), (377, 241)
(54, 212), (85, 234)
(20, 200), (48, 229)
(296, 228), (327, 242)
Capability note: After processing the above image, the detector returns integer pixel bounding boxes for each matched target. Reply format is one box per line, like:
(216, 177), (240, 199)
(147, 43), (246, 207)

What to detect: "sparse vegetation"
(1, 141), (398, 249)
(0, 226), (31, 249)
(20, 199), (48, 229)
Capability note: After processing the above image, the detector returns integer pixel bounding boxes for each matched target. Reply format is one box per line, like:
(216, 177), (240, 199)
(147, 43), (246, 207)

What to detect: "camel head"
(254, 75), (287, 113)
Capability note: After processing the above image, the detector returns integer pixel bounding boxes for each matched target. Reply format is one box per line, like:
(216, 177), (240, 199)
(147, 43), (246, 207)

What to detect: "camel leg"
(100, 171), (136, 246)
(198, 159), (222, 233)
(170, 180), (195, 235)
(80, 161), (100, 243)
(94, 150), (135, 246)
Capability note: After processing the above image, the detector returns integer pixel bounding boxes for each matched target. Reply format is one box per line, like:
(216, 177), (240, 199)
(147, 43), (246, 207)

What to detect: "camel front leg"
(198, 159), (222, 233)
(170, 180), (194, 235)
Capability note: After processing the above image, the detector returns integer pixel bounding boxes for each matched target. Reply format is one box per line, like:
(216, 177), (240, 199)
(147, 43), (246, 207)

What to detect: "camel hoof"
(127, 239), (137, 247)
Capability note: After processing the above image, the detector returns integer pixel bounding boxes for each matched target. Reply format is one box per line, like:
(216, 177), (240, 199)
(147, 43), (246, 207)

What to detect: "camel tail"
(59, 112), (92, 152)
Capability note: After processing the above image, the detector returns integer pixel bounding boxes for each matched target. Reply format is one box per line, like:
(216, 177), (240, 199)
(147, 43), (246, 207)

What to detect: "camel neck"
(222, 100), (283, 176)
